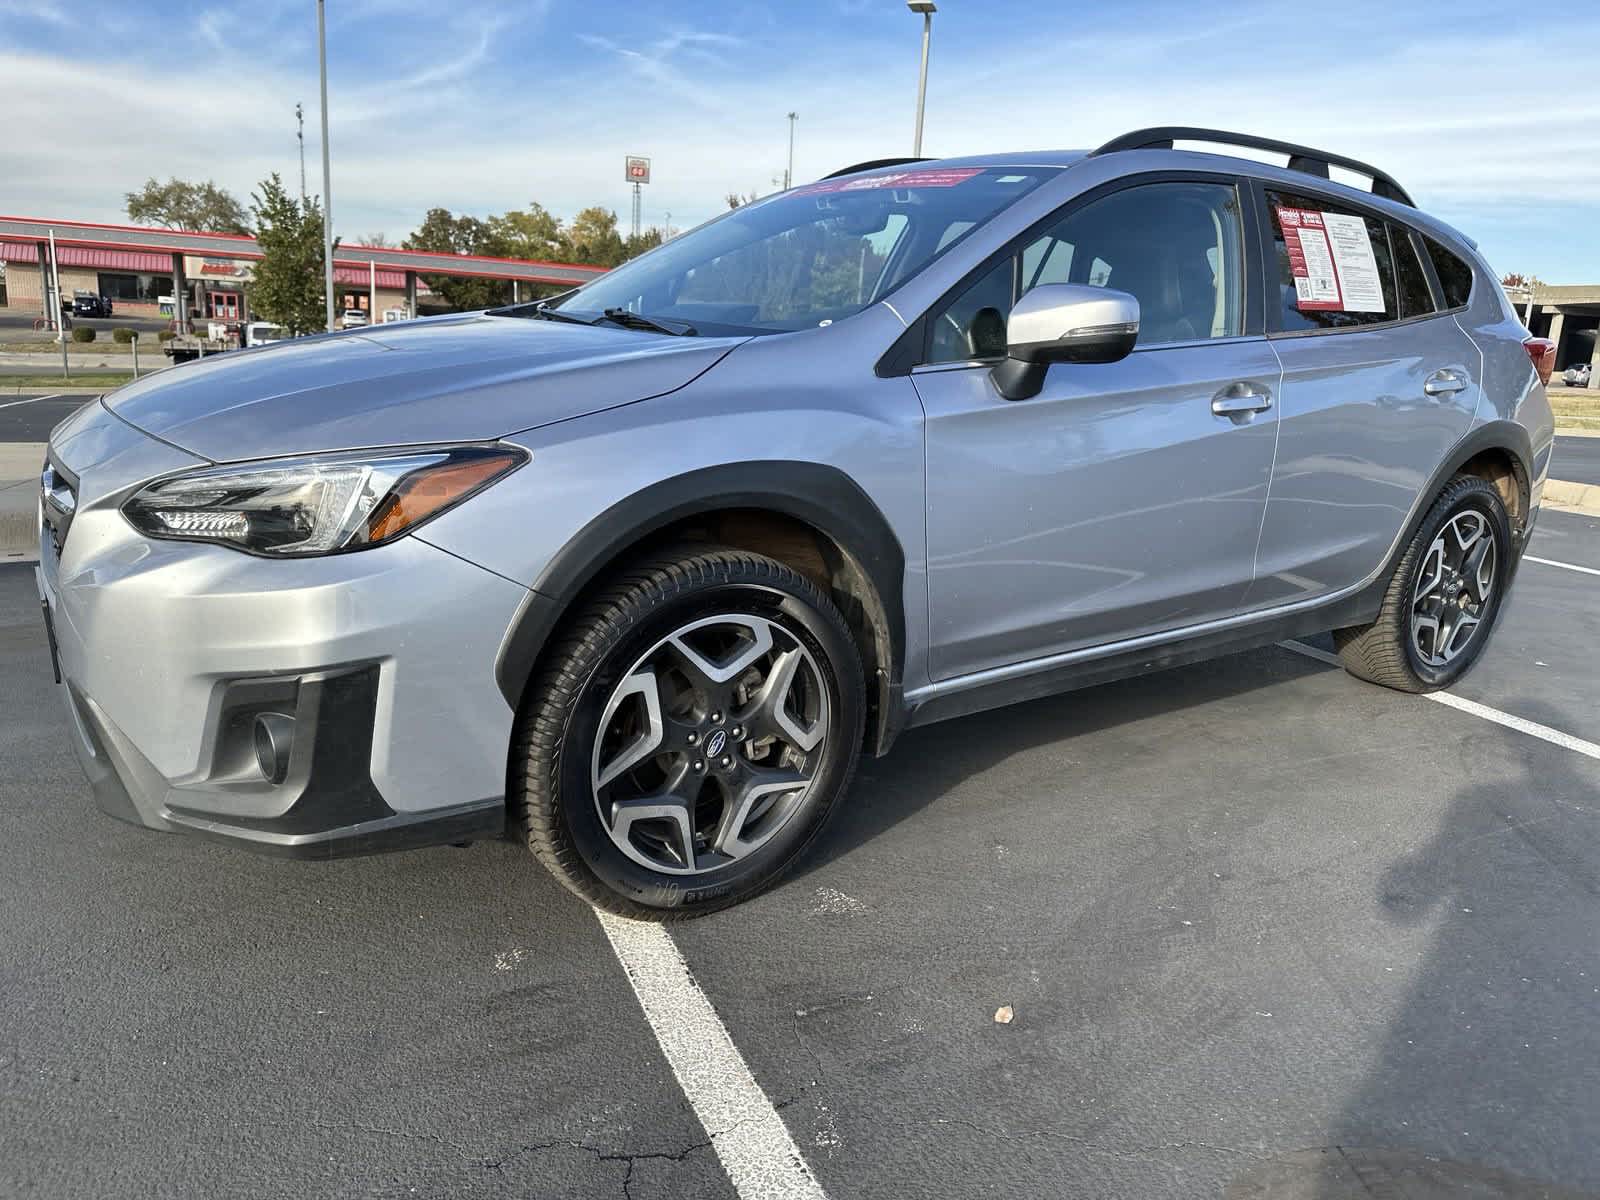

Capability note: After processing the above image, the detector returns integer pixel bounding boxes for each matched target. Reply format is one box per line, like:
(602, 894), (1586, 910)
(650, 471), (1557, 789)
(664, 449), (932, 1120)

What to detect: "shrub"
(112, 327), (137, 344)
(158, 330), (176, 343)
(71, 327), (96, 343)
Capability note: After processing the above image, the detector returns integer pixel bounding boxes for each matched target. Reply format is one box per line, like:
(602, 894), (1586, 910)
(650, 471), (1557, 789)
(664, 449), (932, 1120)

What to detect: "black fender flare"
(1425, 418), (1534, 543)
(493, 461), (907, 745)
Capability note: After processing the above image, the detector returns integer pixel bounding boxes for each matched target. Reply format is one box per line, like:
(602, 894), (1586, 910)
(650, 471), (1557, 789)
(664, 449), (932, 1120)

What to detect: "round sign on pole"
(625, 156), (651, 184)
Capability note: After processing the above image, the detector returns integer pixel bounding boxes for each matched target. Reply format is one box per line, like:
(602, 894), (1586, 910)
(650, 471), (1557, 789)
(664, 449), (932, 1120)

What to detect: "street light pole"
(317, 0), (336, 333)
(785, 111), (797, 190)
(908, 1), (936, 156)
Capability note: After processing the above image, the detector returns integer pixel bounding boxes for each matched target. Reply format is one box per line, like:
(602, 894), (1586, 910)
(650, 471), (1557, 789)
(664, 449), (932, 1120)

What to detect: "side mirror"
(991, 283), (1140, 401)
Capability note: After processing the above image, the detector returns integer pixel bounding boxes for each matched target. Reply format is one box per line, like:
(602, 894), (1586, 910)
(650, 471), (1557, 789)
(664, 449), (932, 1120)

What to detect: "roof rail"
(820, 156), (932, 180)
(1089, 127), (1414, 208)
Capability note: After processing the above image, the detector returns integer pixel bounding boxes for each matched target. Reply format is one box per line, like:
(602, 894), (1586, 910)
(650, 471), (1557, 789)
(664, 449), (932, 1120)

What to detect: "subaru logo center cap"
(705, 729), (728, 759)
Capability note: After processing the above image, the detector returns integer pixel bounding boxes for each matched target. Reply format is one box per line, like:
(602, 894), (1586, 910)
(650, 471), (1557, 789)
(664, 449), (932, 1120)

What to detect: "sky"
(1, 0), (1595, 280)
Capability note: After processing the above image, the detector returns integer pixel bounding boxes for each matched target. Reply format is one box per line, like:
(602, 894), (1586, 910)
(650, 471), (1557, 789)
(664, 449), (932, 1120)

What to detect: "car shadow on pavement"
(795, 643), (1331, 879)
(1235, 698), (1600, 1200)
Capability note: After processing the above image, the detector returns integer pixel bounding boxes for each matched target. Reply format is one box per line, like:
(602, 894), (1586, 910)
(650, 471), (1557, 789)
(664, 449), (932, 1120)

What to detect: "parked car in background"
(244, 322), (290, 348)
(72, 291), (112, 318)
(36, 127), (1555, 918)
(339, 309), (369, 329)
(1563, 362), (1591, 388)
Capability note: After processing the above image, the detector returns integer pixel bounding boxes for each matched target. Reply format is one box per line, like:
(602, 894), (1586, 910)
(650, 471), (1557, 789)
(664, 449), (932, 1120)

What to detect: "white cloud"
(1, 3), (1596, 279)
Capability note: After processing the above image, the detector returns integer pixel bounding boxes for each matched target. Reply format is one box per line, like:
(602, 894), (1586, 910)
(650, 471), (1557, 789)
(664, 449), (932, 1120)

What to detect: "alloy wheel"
(590, 613), (831, 875)
(1410, 510), (1497, 668)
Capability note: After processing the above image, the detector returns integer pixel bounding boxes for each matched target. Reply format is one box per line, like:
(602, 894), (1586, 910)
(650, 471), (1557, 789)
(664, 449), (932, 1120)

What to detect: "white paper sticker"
(1320, 213), (1385, 313)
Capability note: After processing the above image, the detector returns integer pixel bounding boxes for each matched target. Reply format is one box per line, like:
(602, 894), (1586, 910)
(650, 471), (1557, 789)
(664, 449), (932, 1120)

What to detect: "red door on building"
(207, 291), (241, 321)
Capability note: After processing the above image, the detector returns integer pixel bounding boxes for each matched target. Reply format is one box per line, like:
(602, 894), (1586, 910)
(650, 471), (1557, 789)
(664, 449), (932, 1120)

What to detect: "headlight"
(122, 445), (526, 556)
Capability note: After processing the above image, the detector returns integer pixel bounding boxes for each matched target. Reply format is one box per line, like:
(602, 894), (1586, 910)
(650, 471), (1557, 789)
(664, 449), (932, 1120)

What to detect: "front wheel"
(513, 548), (865, 918)
(1334, 474), (1513, 692)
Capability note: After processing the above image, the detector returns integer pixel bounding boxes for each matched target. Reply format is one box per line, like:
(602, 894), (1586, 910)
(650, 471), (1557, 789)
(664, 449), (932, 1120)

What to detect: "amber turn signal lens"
(364, 450), (522, 542)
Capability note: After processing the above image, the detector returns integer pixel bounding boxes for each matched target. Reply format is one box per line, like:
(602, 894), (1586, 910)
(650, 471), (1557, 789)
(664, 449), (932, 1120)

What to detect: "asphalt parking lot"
(0, 395), (89, 443)
(3, 497), (1598, 1198)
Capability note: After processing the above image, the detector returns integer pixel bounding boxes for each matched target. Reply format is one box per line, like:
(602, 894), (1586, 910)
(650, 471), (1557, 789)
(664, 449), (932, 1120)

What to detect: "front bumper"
(37, 403), (531, 858)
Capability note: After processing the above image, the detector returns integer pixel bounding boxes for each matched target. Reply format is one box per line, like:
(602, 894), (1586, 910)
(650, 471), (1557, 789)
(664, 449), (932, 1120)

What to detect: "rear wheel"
(513, 548), (865, 918)
(1334, 475), (1512, 692)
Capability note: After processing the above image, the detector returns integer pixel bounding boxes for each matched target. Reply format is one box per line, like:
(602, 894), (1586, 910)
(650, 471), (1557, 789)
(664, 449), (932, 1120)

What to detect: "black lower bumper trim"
(164, 799), (508, 861)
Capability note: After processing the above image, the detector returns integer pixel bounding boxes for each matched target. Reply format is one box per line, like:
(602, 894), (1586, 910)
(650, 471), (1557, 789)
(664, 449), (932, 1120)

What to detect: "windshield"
(550, 165), (1060, 336)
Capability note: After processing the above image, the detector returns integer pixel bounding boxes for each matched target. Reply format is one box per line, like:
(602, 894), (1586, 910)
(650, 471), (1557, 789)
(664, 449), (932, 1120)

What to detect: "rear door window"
(1423, 236), (1474, 309)
(1390, 224), (1436, 319)
(1266, 189), (1397, 332)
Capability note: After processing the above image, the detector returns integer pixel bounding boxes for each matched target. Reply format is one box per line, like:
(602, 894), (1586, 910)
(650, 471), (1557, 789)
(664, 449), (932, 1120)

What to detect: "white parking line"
(1279, 640), (1600, 762)
(0, 394), (65, 410)
(595, 910), (828, 1200)
(1525, 555), (1600, 579)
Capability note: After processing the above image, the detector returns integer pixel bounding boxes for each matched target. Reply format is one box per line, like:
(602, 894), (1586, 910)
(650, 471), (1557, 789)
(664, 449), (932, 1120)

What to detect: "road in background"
(1552, 434), (1600, 486)
(0, 313), (169, 339)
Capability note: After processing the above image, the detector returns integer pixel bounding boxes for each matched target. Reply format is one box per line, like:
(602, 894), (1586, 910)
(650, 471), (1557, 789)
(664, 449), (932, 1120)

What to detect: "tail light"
(1524, 337), (1557, 386)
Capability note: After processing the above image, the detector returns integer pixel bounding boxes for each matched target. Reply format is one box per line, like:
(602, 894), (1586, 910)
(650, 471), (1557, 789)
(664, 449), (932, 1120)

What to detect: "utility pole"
(317, 0), (336, 333)
(907, 1), (936, 156)
(295, 102), (307, 201)
(785, 112), (797, 190)
(48, 229), (67, 379)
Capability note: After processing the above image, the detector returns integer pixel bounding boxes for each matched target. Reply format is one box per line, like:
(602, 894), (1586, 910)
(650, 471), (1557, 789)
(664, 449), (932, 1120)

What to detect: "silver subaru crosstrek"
(37, 128), (1556, 916)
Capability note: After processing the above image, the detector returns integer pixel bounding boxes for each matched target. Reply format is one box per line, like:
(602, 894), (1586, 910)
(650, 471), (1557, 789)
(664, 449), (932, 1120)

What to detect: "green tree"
(403, 207), (510, 310)
(489, 202), (565, 262)
(249, 174), (333, 335)
(126, 177), (250, 234)
(623, 227), (664, 261)
(562, 206), (627, 267)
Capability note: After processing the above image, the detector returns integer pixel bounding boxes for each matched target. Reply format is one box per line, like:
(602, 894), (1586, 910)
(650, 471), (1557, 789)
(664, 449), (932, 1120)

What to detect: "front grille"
(40, 454), (78, 559)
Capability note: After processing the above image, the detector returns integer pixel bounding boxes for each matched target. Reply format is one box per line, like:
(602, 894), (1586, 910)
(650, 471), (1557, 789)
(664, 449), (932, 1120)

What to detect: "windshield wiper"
(599, 308), (697, 336)
(486, 299), (596, 325)
(530, 303), (597, 326)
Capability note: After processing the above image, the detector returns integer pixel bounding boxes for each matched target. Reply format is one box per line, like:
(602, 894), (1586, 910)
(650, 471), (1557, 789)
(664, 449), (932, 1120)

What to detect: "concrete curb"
(1544, 479), (1600, 516)
(1, 483), (38, 564)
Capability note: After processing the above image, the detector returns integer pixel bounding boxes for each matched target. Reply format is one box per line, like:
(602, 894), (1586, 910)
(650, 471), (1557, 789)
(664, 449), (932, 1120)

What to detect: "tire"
(1333, 475), (1513, 692)
(512, 547), (866, 919)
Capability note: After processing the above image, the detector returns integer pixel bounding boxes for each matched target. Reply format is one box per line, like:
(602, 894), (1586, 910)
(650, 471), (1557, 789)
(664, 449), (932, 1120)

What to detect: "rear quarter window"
(1423, 236), (1474, 309)
(1267, 189), (1397, 332)
(1390, 225), (1436, 319)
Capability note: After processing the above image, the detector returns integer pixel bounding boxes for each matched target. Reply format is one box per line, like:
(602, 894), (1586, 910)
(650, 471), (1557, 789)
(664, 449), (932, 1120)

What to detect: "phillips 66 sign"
(625, 156), (651, 184)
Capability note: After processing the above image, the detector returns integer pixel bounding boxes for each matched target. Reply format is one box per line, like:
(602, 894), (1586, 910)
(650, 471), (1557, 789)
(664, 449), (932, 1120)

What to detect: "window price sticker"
(1277, 205), (1385, 313)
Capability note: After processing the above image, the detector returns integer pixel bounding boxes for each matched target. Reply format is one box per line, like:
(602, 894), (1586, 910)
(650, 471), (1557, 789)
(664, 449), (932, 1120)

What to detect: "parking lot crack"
(484, 1134), (715, 1188)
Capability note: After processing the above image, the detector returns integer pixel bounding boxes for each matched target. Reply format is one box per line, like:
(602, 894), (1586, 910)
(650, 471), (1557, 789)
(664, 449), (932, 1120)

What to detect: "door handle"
(1424, 369), (1468, 396)
(1211, 382), (1273, 417)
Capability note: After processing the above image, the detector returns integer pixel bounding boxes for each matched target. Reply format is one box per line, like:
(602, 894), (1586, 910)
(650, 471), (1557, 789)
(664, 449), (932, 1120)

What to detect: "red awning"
(0, 240), (174, 273)
(333, 265), (408, 289)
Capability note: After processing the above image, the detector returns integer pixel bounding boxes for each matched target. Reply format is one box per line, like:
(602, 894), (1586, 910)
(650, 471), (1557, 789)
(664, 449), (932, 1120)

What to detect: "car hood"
(104, 313), (746, 462)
